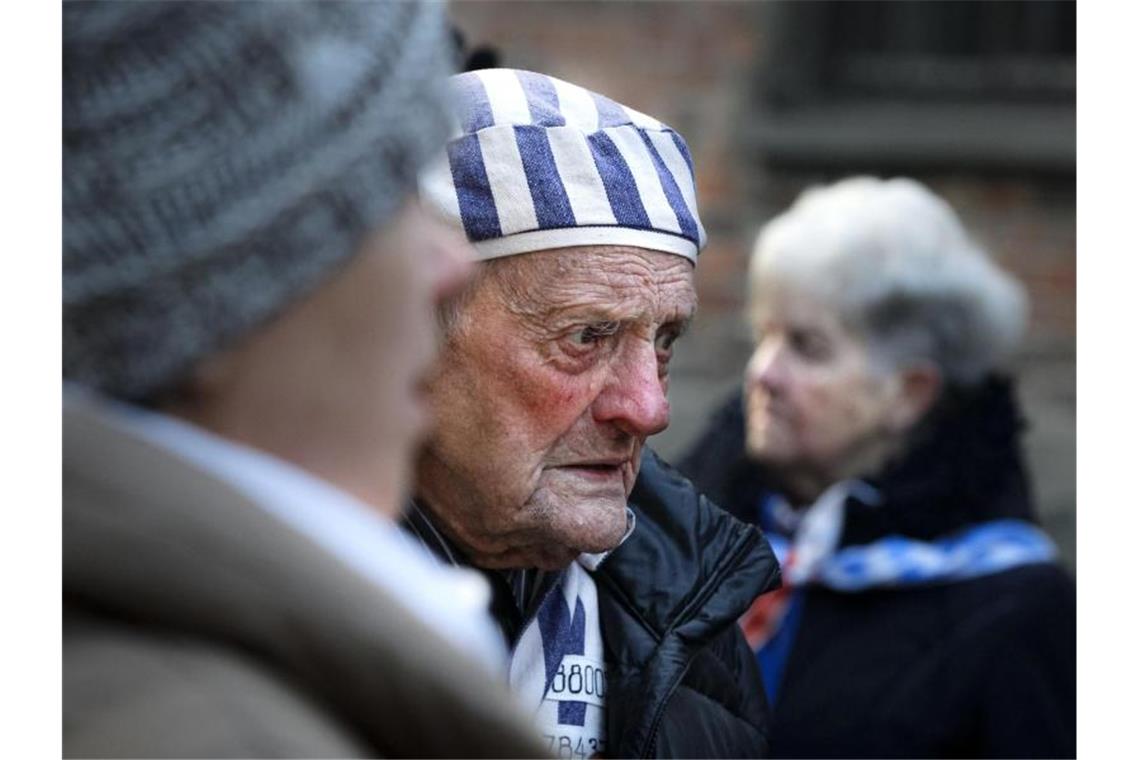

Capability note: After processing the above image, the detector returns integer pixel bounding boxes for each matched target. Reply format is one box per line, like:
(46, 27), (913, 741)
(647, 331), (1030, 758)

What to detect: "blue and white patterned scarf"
(741, 480), (1058, 703)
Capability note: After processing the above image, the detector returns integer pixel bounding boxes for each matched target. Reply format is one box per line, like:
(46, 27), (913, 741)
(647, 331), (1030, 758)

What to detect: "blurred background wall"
(449, 0), (1076, 568)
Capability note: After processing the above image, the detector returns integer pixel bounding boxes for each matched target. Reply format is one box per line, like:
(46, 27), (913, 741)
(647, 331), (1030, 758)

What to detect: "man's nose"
(592, 339), (671, 438)
(745, 340), (785, 395)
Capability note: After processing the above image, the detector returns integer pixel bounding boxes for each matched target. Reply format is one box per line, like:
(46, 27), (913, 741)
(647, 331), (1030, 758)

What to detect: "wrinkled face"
(417, 246), (696, 570)
(744, 289), (903, 483)
(174, 201), (472, 516)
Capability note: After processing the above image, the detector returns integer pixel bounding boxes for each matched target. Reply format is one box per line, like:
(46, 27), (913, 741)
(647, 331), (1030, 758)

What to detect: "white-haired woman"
(680, 177), (1074, 758)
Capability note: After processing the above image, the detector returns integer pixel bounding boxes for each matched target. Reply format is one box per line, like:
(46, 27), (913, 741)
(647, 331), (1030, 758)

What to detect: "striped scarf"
(740, 480), (1057, 703)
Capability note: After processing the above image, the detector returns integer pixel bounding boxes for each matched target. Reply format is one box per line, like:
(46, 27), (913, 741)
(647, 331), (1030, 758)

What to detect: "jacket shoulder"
(660, 622), (771, 757)
(64, 609), (367, 758)
(613, 448), (780, 637)
(597, 450), (777, 758)
(936, 562), (1075, 645)
(962, 562), (1076, 656)
(63, 402), (548, 759)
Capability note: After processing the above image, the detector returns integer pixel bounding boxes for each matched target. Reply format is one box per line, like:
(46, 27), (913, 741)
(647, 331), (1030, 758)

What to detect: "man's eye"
(655, 330), (679, 353)
(569, 321), (619, 346)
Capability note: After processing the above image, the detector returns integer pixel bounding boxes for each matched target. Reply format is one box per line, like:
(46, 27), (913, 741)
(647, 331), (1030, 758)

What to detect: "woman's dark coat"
(679, 377), (1076, 759)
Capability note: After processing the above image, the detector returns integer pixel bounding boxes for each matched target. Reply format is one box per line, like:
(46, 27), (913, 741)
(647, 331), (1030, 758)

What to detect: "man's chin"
(476, 526), (624, 572)
(530, 535), (619, 571)
(490, 508), (628, 571)
(559, 502), (630, 555)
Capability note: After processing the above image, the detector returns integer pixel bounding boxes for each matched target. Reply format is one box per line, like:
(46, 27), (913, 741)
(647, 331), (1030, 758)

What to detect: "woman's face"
(744, 289), (907, 483)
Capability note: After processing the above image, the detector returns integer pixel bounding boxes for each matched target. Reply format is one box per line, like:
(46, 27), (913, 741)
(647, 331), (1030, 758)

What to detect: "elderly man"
(63, 5), (545, 757)
(412, 69), (781, 757)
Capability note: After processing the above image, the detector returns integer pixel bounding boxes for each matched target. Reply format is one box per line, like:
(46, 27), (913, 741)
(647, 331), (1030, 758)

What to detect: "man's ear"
(889, 361), (943, 433)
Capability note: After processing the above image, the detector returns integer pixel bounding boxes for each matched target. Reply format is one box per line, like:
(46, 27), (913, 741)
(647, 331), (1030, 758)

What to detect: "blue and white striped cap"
(421, 69), (707, 264)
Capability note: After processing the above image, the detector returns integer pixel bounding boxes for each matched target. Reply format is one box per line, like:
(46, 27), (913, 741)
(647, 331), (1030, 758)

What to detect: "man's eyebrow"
(541, 302), (636, 325)
(535, 292), (696, 330)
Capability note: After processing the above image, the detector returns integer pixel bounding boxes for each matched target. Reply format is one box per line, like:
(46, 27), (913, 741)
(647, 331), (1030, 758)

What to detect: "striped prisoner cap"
(421, 69), (706, 263)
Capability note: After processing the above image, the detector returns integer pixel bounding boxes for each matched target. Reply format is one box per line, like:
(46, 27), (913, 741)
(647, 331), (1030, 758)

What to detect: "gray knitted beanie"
(64, 1), (455, 400)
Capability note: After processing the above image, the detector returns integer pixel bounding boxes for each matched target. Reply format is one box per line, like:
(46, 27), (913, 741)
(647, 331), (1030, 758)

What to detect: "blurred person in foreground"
(680, 177), (1076, 758)
(63, 3), (546, 757)
(410, 69), (781, 757)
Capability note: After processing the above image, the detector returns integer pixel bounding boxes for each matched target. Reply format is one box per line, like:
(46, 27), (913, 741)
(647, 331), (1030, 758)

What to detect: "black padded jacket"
(594, 449), (781, 757)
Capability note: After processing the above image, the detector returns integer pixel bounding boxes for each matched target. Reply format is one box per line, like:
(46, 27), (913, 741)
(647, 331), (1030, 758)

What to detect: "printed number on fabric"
(548, 653), (606, 707)
(542, 732), (604, 759)
(510, 561), (608, 758)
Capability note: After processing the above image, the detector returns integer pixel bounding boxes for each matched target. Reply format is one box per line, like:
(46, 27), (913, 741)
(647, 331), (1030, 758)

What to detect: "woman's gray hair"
(749, 176), (1028, 387)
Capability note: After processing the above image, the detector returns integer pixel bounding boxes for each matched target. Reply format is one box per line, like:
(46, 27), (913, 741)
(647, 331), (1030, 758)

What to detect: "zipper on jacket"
(635, 526), (769, 758)
(640, 656), (693, 758)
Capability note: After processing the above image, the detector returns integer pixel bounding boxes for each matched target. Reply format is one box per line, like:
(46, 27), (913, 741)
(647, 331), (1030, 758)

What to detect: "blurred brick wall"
(450, 1), (1076, 566)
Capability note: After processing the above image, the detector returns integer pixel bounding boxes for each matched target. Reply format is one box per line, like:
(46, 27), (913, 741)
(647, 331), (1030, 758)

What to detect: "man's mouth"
(567, 463), (619, 476)
(559, 458), (629, 480)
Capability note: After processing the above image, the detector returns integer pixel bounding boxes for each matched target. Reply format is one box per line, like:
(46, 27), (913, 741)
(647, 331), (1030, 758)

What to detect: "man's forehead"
(496, 245), (697, 318)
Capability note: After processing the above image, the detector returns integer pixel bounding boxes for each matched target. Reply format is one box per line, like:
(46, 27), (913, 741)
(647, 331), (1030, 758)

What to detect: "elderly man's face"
(417, 246), (696, 570)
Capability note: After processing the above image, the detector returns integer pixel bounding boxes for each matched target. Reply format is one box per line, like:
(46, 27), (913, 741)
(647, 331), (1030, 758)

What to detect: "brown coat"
(63, 400), (549, 758)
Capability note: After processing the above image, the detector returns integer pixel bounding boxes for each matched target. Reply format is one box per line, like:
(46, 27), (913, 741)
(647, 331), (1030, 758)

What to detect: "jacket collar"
(63, 394), (544, 757)
(596, 448), (781, 646)
(592, 448), (779, 759)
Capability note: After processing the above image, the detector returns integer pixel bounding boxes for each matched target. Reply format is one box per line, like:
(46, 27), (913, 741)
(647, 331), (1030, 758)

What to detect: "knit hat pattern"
(420, 69), (707, 263)
(64, 1), (454, 400)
